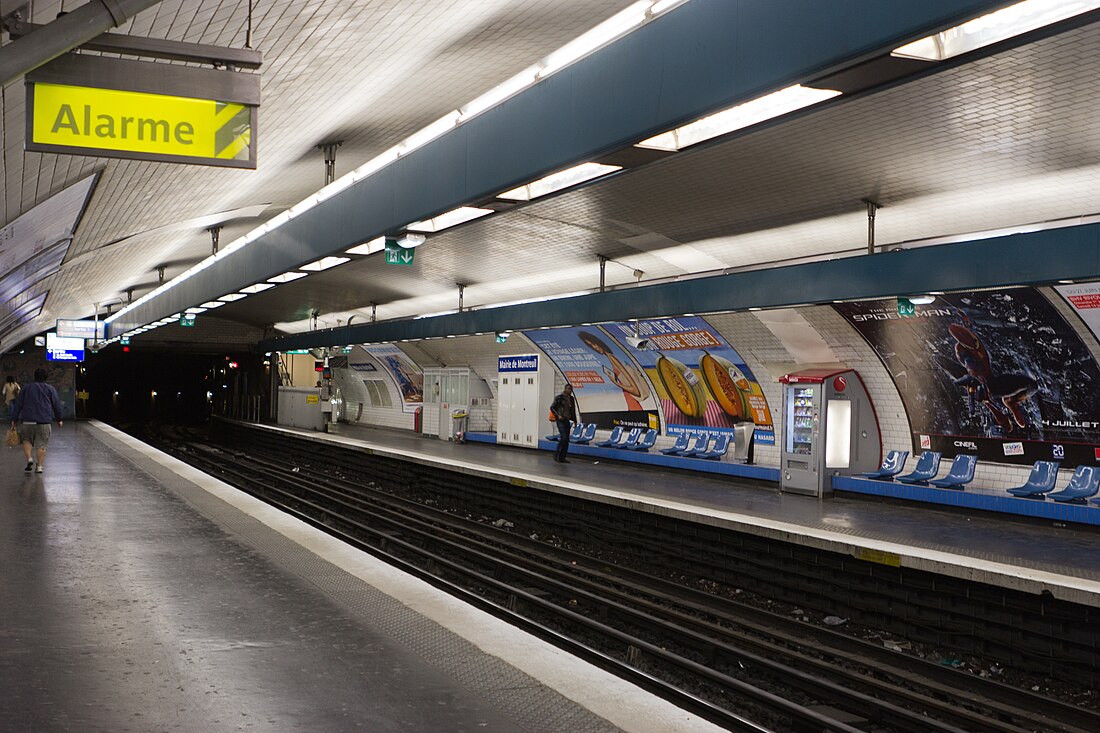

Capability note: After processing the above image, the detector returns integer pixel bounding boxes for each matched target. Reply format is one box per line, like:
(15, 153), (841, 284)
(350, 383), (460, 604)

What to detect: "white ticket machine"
(778, 369), (881, 497)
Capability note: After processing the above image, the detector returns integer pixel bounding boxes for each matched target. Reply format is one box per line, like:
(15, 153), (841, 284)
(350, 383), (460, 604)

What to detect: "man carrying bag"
(550, 383), (577, 463)
(11, 368), (63, 474)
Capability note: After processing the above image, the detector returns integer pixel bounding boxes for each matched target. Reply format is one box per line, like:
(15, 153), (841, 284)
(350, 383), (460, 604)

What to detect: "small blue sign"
(498, 355), (538, 372)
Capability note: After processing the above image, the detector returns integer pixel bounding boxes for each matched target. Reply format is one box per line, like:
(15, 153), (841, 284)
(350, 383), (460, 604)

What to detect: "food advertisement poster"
(833, 288), (1100, 465)
(522, 327), (660, 430)
(360, 343), (423, 413)
(607, 317), (775, 444)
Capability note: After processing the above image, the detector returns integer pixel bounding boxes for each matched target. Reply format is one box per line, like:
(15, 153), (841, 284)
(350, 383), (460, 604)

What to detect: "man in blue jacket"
(11, 368), (63, 474)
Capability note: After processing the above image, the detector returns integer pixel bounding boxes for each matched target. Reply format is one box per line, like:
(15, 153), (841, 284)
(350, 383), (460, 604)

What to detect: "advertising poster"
(522, 327), (660, 430)
(360, 344), (423, 413)
(606, 317), (776, 444)
(834, 288), (1100, 465)
(1057, 282), (1100, 341)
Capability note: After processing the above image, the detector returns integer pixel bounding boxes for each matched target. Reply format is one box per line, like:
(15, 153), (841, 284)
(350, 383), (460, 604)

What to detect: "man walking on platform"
(551, 383), (577, 463)
(10, 368), (63, 474)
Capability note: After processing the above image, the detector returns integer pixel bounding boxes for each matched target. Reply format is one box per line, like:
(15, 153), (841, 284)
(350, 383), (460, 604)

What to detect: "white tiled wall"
(333, 347), (415, 430)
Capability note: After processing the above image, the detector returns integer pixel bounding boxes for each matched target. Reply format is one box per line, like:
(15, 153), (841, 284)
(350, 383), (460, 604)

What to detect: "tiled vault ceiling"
(0, 0), (639, 348)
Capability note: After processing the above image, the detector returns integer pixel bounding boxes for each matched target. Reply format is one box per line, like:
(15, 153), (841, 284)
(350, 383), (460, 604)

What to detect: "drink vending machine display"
(778, 369), (882, 497)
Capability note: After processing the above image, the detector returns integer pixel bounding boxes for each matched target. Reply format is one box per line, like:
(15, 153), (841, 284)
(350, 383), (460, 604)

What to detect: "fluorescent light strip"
(185, 307), (208, 314)
(538, 1), (650, 78)
(267, 271), (308, 284)
(200, 301), (226, 308)
(240, 283), (275, 294)
(218, 292), (248, 302)
(104, 0), (693, 326)
(498, 162), (622, 201)
(637, 84), (841, 151)
(300, 256), (350, 272)
(406, 207), (493, 233)
(893, 0), (1100, 61)
(346, 237), (386, 256)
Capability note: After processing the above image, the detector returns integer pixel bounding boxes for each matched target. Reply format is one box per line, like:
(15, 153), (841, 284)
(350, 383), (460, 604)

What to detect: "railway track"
(145, 424), (1100, 733)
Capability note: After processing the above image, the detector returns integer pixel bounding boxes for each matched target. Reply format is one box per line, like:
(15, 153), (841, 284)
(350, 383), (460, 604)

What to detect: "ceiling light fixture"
(396, 233), (426, 248)
(346, 237), (386, 256)
(185, 307), (208, 314)
(907, 295), (937, 305)
(636, 85), (841, 152)
(267, 271), (309, 283)
(218, 293), (248, 302)
(892, 0), (1100, 61)
(200, 301), (226, 309)
(498, 162), (622, 201)
(538, 1), (650, 78)
(406, 207), (493, 233)
(300, 256), (351, 272)
(239, 283), (276, 294)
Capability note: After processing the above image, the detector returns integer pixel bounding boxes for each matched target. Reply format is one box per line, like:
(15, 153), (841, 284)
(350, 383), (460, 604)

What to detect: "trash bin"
(451, 410), (469, 443)
(733, 422), (756, 463)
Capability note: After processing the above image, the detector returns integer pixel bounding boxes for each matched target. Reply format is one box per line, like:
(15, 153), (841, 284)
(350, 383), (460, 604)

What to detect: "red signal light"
(123, 346), (130, 352)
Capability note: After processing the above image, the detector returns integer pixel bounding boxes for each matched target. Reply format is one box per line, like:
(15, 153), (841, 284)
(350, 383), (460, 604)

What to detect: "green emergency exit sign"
(385, 238), (415, 266)
(180, 315), (197, 327)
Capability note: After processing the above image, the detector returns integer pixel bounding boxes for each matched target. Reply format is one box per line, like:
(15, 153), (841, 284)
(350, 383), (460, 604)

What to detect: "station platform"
(0, 421), (722, 733)
(249, 420), (1100, 609)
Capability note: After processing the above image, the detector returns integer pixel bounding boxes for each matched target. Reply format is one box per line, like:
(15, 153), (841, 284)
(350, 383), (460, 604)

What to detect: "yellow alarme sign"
(31, 83), (251, 162)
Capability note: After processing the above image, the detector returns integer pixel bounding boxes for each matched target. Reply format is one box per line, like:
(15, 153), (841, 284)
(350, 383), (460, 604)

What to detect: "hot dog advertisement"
(606, 317), (775, 444)
(834, 288), (1100, 465)
(522, 327), (661, 431)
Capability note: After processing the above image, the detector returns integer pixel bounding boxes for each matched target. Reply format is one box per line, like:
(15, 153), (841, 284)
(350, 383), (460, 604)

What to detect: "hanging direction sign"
(26, 54), (259, 168)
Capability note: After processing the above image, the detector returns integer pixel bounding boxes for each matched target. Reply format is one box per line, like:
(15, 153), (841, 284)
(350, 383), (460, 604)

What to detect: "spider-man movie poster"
(833, 288), (1100, 466)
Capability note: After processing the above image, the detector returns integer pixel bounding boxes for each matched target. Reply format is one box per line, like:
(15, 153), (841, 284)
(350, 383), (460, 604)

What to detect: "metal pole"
(599, 255), (607, 292)
(318, 142), (342, 186)
(208, 225), (222, 256)
(457, 284), (465, 313)
(370, 301), (377, 323)
(862, 199), (881, 255)
(0, 0), (164, 86)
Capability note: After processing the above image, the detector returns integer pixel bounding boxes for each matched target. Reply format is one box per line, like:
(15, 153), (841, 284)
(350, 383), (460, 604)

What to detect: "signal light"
(228, 361), (239, 369)
(123, 346), (130, 352)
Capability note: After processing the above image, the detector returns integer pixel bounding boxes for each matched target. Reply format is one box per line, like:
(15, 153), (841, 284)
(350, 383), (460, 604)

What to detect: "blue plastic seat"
(545, 423), (582, 442)
(697, 434), (730, 460)
(1006, 461), (1060, 498)
(896, 451), (942, 484)
(861, 450), (909, 480)
(614, 427), (643, 449)
(595, 426), (623, 448)
(679, 434), (712, 458)
(626, 428), (658, 452)
(573, 424), (597, 445)
(1048, 466), (1098, 503)
(929, 454), (977, 489)
(659, 433), (692, 455)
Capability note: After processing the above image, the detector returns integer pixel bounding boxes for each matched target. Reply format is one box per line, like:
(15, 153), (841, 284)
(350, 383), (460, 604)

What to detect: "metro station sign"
(26, 54), (259, 169)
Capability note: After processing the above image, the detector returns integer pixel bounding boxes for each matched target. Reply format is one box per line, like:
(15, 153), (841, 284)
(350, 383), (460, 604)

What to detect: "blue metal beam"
(113, 0), (1011, 336)
(260, 224), (1100, 351)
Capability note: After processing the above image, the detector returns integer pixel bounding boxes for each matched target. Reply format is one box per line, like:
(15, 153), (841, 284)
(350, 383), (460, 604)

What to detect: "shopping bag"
(4, 425), (19, 447)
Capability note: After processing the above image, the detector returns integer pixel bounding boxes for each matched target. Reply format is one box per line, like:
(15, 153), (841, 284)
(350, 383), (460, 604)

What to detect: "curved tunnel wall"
(323, 284), (1100, 493)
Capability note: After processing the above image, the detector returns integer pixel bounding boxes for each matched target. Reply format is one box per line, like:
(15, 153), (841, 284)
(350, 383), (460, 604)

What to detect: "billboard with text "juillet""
(834, 288), (1100, 466)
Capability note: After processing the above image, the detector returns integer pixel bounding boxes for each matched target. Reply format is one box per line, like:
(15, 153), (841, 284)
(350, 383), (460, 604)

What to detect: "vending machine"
(778, 369), (881, 497)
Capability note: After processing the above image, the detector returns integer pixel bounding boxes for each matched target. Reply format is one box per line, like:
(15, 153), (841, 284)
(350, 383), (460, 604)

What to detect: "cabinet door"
(497, 377), (510, 443)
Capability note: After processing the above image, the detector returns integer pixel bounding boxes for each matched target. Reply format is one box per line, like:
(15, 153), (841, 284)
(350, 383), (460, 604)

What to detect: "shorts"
(18, 423), (51, 448)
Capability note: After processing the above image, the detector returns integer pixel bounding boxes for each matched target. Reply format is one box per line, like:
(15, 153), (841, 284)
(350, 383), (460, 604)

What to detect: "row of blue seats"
(862, 450), (1100, 503)
(545, 425), (729, 459)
